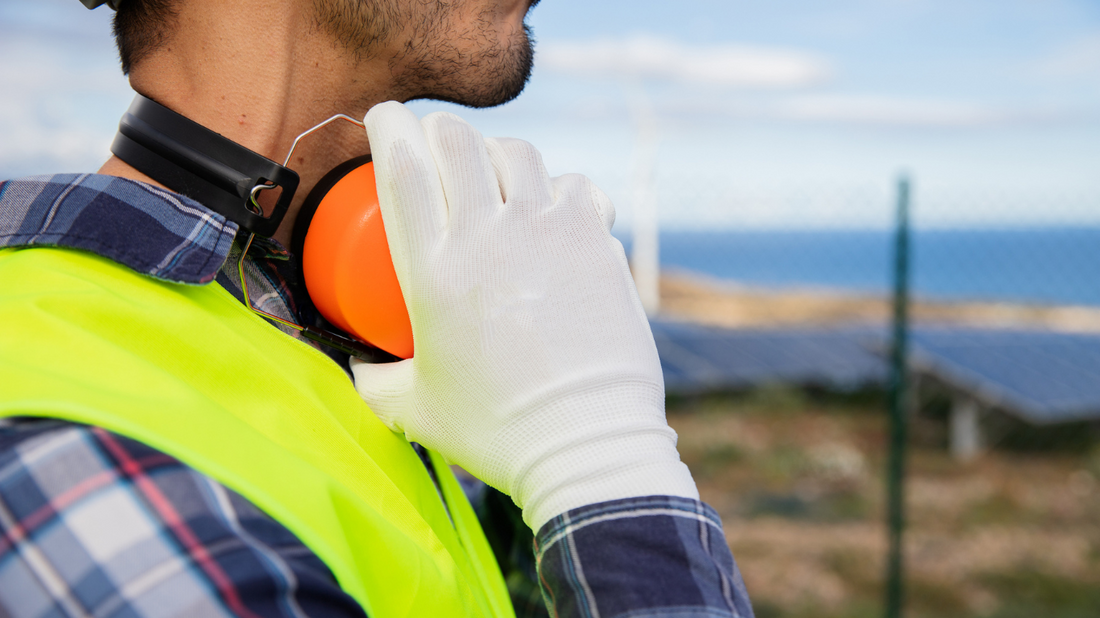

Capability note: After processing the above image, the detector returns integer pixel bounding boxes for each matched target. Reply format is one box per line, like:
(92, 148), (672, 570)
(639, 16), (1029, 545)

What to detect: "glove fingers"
(364, 102), (448, 261)
(485, 137), (553, 216)
(591, 182), (617, 232)
(421, 112), (504, 235)
(350, 358), (416, 434)
(552, 173), (617, 233)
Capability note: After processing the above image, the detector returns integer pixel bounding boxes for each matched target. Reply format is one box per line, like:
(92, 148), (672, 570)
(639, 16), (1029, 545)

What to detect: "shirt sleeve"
(0, 419), (754, 618)
(534, 496), (755, 618)
(0, 419), (366, 618)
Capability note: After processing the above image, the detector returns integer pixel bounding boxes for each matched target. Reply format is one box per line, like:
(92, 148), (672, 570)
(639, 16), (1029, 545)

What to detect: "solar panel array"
(650, 320), (887, 394)
(909, 329), (1100, 425)
(651, 320), (1100, 424)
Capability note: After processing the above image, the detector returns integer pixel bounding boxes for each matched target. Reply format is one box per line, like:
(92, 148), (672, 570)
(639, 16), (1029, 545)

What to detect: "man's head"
(109, 0), (536, 108)
(112, 0), (175, 75)
(316, 0), (536, 108)
(94, 0), (542, 246)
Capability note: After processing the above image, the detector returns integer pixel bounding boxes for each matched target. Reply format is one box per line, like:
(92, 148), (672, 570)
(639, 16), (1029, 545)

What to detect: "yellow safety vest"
(0, 246), (514, 618)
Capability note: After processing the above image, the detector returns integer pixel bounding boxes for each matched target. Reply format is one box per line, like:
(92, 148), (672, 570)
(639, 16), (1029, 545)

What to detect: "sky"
(1, 0), (1098, 230)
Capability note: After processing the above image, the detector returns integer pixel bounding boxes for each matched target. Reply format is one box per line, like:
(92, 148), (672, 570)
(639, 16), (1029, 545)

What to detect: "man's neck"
(99, 0), (396, 248)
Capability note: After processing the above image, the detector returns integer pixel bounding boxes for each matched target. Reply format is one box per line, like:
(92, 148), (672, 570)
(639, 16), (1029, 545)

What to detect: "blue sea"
(617, 228), (1100, 307)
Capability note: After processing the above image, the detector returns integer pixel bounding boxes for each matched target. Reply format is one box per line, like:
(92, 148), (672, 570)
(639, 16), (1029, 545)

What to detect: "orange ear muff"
(295, 155), (413, 359)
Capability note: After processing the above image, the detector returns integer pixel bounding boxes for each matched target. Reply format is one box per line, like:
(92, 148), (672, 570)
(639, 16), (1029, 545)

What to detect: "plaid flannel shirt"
(0, 173), (754, 618)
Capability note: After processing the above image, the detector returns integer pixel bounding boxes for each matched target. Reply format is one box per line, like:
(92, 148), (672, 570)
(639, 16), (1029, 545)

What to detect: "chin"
(404, 24), (535, 109)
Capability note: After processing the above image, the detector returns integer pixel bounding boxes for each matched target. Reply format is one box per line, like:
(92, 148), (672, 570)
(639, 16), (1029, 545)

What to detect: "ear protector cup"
(293, 155), (414, 359)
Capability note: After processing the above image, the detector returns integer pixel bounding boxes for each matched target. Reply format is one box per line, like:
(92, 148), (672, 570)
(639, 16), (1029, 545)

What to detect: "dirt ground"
(655, 271), (1100, 617)
(668, 390), (1100, 618)
(659, 270), (1100, 333)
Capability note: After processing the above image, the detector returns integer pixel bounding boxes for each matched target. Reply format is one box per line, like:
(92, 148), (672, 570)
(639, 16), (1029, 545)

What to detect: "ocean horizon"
(617, 227), (1100, 308)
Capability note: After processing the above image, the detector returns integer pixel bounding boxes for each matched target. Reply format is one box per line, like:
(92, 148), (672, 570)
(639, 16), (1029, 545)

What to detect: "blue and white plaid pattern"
(537, 497), (753, 618)
(0, 174), (237, 284)
(0, 420), (366, 618)
(0, 174), (754, 617)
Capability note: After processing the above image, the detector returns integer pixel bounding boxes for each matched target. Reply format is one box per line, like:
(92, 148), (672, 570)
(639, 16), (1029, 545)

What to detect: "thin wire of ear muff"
(236, 113), (393, 363)
(249, 114), (365, 212)
(237, 232), (391, 361)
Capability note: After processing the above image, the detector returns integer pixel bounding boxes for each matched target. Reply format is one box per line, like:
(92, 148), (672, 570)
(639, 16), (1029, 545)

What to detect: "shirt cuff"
(534, 496), (755, 618)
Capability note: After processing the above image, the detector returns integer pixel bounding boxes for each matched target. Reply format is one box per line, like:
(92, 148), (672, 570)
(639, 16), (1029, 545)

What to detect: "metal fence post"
(884, 174), (911, 618)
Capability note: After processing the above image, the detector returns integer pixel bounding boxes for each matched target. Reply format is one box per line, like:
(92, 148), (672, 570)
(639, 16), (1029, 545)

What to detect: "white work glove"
(351, 102), (697, 531)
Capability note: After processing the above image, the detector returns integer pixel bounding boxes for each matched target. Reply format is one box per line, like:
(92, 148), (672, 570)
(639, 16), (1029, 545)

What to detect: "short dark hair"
(113, 0), (177, 75)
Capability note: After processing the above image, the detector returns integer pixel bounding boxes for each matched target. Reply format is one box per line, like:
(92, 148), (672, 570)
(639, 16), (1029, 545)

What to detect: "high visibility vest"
(0, 246), (514, 618)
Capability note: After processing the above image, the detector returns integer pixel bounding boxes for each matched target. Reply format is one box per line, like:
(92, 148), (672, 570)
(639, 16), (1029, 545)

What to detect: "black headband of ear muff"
(111, 94), (300, 238)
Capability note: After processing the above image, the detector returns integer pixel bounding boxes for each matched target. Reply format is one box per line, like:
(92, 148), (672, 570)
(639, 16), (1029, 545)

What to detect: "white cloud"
(772, 94), (1007, 127)
(1036, 33), (1100, 79)
(537, 35), (833, 89)
(646, 92), (1047, 128)
(0, 31), (132, 176)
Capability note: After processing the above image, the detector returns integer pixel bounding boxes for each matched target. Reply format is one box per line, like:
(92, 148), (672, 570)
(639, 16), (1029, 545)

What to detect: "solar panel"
(650, 320), (888, 394)
(908, 330), (1100, 424)
(650, 319), (1100, 424)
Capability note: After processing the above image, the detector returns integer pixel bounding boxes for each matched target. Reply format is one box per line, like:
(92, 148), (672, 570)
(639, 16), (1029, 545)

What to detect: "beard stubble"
(315, 0), (535, 109)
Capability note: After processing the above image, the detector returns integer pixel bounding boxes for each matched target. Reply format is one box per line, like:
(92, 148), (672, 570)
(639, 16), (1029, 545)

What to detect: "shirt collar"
(0, 173), (238, 284)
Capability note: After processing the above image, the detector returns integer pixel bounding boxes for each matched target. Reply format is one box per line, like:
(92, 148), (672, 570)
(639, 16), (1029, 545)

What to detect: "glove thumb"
(350, 358), (415, 434)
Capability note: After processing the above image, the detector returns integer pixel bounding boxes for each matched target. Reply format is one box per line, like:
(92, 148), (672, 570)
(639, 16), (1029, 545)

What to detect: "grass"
(753, 599), (882, 618)
(979, 569), (1100, 618)
(959, 491), (1025, 527)
(667, 385), (1100, 618)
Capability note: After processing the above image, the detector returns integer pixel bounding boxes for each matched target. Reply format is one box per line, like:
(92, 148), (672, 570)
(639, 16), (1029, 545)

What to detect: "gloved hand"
(351, 102), (698, 531)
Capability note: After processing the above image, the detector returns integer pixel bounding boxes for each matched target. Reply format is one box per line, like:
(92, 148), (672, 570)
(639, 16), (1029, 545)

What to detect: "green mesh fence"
(656, 179), (1100, 618)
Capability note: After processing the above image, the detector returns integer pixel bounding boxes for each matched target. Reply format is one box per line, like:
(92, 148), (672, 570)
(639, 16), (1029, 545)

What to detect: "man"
(0, 1), (754, 616)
